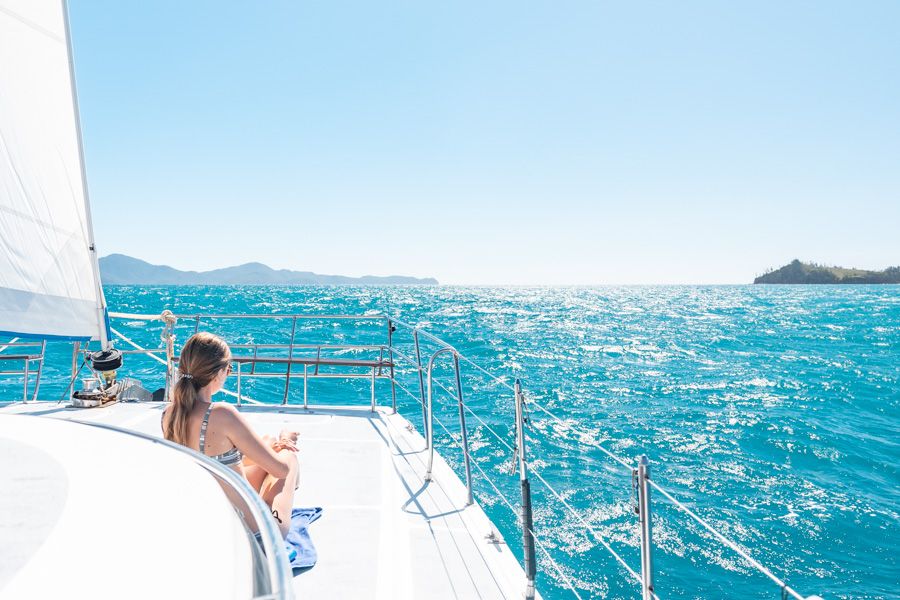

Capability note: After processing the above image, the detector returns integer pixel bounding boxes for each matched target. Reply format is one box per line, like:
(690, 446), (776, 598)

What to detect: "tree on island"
(754, 260), (900, 284)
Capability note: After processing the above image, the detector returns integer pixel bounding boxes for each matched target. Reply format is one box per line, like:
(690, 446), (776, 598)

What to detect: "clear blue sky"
(69, 1), (900, 284)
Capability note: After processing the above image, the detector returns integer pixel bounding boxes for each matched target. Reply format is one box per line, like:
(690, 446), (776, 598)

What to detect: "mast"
(61, 0), (109, 348)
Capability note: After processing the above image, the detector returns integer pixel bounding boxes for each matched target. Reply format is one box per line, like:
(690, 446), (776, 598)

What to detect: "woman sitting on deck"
(161, 332), (299, 537)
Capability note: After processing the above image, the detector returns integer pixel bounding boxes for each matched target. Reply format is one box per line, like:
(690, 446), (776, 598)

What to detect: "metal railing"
(95, 310), (823, 599)
(0, 338), (46, 402)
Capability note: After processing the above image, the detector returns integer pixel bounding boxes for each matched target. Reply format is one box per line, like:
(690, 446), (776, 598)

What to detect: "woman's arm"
(242, 434), (297, 468)
(216, 404), (294, 478)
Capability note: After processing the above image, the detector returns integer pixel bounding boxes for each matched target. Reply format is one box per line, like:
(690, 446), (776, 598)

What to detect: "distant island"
(99, 254), (438, 285)
(754, 260), (900, 284)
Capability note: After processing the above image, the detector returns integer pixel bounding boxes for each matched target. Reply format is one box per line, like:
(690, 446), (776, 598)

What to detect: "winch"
(72, 348), (124, 408)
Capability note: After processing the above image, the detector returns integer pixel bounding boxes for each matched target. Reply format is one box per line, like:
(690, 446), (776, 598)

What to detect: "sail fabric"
(0, 0), (106, 340)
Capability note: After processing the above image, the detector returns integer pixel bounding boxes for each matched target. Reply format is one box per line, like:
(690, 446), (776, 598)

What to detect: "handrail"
(175, 313), (387, 321)
(430, 371), (653, 594)
(424, 347), (474, 506)
(230, 356), (393, 368)
(389, 315), (515, 392)
(229, 343), (387, 350)
(395, 320), (820, 599)
(68, 418), (294, 599)
(105, 310), (822, 600)
(0, 339), (45, 403)
(109, 311), (387, 321)
(648, 479), (810, 600)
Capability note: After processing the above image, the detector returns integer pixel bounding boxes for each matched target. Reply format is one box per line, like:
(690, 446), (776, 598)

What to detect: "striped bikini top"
(198, 404), (243, 466)
(161, 404), (243, 466)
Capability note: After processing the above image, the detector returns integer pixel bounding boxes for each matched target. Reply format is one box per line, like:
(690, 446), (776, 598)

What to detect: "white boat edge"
(0, 399), (541, 600)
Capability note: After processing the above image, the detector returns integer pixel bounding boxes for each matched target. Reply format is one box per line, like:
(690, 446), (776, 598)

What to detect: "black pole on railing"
(635, 454), (654, 600)
(387, 320), (397, 414)
(514, 379), (537, 600)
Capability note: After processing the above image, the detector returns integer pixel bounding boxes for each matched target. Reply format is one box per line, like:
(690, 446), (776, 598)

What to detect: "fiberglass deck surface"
(0, 400), (530, 600)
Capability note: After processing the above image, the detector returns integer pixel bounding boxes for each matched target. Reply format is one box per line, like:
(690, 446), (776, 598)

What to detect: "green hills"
(754, 260), (900, 284)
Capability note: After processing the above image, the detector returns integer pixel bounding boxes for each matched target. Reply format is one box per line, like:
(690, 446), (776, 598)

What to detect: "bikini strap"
(198, 403), (213, 454)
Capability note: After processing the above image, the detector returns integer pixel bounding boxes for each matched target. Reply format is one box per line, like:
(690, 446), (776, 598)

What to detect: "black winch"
(89, 348), (124, 372)
(72, 348), (125, 407)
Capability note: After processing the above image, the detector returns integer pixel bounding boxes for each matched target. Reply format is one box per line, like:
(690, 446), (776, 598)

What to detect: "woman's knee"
(276, 449), (299, 472)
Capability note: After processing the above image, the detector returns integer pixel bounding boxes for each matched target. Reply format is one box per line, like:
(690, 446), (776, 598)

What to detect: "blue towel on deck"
(284, 507), (323, 569)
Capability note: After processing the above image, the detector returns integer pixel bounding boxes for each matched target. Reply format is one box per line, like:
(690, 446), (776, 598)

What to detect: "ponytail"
(162, 332), (231, 447)
(166, 376), (200, 445)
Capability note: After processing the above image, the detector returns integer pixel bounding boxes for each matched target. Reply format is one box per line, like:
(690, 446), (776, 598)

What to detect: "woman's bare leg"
(244, 464), (268, 493)
(260, 449), (299, 537)
(242, 435), (276, 469)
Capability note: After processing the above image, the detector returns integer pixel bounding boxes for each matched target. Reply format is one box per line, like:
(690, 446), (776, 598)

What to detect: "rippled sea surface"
(12, 286), (899, 599)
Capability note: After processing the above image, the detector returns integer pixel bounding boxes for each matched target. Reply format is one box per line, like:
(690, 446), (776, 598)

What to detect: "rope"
(387, 316), (515, 392)
(109, 310), (812, 599)
(431, 377), (517, 453)
(0, 337), (20, 353)
(524, 392), (806, 598)
(111, 328), (169, 367)
(454, 352), (515, 392)
(393, 378), (423, 406)
(430, 375), (517, 454)
(388, 347), (419, 369)
(363, 316), (813, 598)
(527, 462), (646, 590)
(527, 394), (809, 598)
(109, 311), (165, 321)
(435, 380), (636, 581)
(431, 371), (647, 592)
(57, 355), (87, 404)
(527, 398), (633, 471)
(648, 480), (805, 600)
(529, 527), (584, 600)
(463, 404), (515, 453)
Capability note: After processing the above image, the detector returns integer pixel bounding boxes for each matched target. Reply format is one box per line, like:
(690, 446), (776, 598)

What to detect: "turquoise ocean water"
(9, 285), (898, 599)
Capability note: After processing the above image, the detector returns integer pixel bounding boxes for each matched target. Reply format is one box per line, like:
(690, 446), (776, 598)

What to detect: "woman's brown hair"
(163, 332), (231, 446)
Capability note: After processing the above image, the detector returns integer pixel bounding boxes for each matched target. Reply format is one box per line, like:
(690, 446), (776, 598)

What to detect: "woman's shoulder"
(209, 401), (241, 422)
(209, 402), (250, 439)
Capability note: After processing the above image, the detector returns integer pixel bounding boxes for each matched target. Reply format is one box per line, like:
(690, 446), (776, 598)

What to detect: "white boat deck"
(0, 399), (531, 600)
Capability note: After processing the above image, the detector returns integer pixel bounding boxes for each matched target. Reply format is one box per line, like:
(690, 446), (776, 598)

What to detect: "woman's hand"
(278, 429), (299, 443)
(271, 429), (300, 453)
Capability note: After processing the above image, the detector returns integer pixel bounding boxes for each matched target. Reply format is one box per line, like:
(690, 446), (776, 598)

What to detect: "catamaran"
(0, 2), (826, 599)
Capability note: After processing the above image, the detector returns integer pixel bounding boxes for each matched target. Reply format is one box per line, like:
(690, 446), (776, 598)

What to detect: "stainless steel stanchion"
(515, 379), (536, 600)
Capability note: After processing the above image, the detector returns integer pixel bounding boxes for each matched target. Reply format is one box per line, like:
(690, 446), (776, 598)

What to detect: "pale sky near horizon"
(70, 1), (899, 285)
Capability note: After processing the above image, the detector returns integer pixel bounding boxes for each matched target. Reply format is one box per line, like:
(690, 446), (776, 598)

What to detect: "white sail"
(0, 0), (107, 342)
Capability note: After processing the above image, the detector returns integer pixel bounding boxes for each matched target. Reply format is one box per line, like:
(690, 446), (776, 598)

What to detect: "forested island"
(754, 260), (900, 284)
